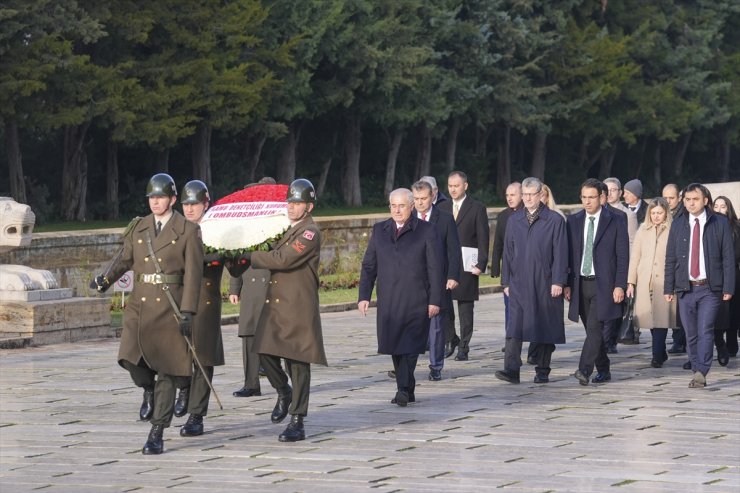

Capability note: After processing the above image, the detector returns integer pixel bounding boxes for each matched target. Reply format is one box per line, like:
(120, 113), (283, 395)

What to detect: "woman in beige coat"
(626, 198), (677, 367)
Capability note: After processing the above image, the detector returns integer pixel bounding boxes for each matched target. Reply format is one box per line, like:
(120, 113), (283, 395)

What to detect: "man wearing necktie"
(565, 178), (629, 385)
(664, 183), (735, 388)
(358, 188), (444, 406)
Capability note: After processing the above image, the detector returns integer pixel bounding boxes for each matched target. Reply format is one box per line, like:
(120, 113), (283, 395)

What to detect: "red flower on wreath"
(215, 184), (288, 205)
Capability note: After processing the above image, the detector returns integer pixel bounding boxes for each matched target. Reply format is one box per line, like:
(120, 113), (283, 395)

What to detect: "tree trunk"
(671, 131), (692, 181)
(383, 129), (404, 198)
(634, 137), (648, 179)
(4, 119), (26, 204)
(342, 114), (362, 206)
(106, 135), (119, 220)
(415, 122), (431, 179)
(598, 143), (616, 178)
(155, 149), (170, 173)
(496, 124), (512, 197)
(653, 141), (662, 187)
(445, 118), (460, 173)
(62, 123), (90, 221)
(276, 121), (304, 184)
(718, 129), (730, 182)
(244, 132), (267, 183)
(530, 129), (548, 180)
(192, 123), (212, 184)
(475, 122), (491, 157)
(317, 131), (337, 198)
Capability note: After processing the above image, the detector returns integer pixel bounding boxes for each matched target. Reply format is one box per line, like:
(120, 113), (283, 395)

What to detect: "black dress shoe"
(391, 392), (415, 404)
(139, 388), (154, 421)
(259, 366), (267, 377)
(278, 415), (305, 442)
(142, 424), (164, 455)
(454, 351), (468, 361)
(271, 386), (292, 423)
(683, 361), (692, 370)
(717, 347), (730, 367)
(180, 414), (204, 437)
(607, 344), (618, 354)
(533, 374), (549, 383)
(393, 391), (409, 407)
(494, 370), (520, 384)
(174, 387), (189, 418)
(650, 359), (663, 368)
(667, 345), (686, 354)
(233, 387), (261, 397)
(573, 370), (589, 386)
(591, 371), (612, 383)
(444, 337), (460, 358)
(429, 369), (442, 381)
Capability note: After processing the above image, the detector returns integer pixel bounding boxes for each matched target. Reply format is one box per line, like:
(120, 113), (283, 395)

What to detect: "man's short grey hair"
(604, 177), (621, 189)
(411, 180), (433, 194)
(389, 188), (413, 204)
(521, 177), (543, 192)
(419, 176), (438, 190)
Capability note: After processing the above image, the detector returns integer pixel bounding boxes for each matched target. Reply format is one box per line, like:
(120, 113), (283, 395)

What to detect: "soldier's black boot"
(142, 424), (165, 455)
(139, 387), (154, 421)
(271, 386), (292, 423)
(174, 387), (189, 418)
(278, 415), (305, 442)
(180, 414), (204, 437)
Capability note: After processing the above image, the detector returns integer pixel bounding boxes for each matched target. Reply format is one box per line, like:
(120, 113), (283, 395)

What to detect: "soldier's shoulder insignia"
(302, 230), (315, 241)
(123, 216), (143, 238)
(291, 239), (307, 254)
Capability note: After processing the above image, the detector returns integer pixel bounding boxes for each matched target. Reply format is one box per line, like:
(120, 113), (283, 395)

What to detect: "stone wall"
(0, 206), (582, 293)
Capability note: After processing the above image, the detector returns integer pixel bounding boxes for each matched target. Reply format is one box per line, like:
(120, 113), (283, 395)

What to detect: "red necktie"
(421, 213), (427, 221)
(690, 218), (700, 278)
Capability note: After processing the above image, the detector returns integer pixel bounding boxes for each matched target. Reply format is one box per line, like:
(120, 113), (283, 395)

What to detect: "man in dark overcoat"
(664, 183), (735, 388)
(412, 180), (460, 381)
(237, 179), (327, 442)
(565, 178), (629, 386)
(93, 173), (203, 454)
(179, 180), (225, 437)
(358, 188), (444, 406)
(496, 177), (568, 384)
(438, 171), (490, 360)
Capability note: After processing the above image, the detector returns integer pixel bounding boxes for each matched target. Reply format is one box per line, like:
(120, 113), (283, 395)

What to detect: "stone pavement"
(1, 293), (738, 493)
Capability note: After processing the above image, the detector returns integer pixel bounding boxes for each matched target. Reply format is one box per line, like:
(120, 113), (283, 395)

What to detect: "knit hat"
(623, 179), (643, 198)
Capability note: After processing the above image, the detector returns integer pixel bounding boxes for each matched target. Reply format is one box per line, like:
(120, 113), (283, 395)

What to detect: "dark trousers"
(450, 300), (475, 354)
(392, 353), (419, 393)
(504, 338), (555, 376)
(122, 359), (189, 427)
(428, 313), (445, 370)
(241, 336), (261, 390)
(260, 354), (310, 416)
(187, 365), (214, 416)
(714, 328), (739, 357)
(650, 328), (668, 362)
(671, 328), (686, 348)
(578, 278), (610, 377)
(679, 285), (722, 376)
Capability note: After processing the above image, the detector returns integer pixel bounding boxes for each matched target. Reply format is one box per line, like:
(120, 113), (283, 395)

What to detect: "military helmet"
(146, 173), (177, 197)
(181, 180), (210, 204)
(286, 178), (317, 204)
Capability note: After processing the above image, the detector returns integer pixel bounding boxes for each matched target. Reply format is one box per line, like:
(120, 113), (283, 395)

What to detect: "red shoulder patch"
(302, 230), (315, 241)
(291, 240), (307, 254)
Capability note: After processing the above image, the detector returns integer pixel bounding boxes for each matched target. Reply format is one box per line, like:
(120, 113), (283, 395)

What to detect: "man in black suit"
(623, 179), (649, 225)
(412, 180), (461, 380)
(490, 182), (522, 339)
(438, 171), (490, 360)
(565, 178), (629, 385)
(662, 183), (686, 355)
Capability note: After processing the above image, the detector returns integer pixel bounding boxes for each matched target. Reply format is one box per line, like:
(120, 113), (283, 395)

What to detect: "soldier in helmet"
(235, 178), (327, 442)
(178, 180), (226, 437)
(92, 173), (203, 455)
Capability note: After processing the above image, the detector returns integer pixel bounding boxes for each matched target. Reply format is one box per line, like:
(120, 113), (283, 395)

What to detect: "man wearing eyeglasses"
(604, 177), (637, 248)
(565, 178), (629, 386)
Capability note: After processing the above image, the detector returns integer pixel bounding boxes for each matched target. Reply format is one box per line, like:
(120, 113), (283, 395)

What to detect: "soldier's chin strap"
(144, 231), (223, 410)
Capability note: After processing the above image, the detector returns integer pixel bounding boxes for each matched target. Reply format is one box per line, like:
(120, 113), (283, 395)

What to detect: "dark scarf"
(525, 202), (545, 226)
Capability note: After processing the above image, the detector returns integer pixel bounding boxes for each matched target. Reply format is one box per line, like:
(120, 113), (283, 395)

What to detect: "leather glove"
(179, 312), (193, 338)
(90, 275), (111, 293)
(203, 251), (223, 266)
